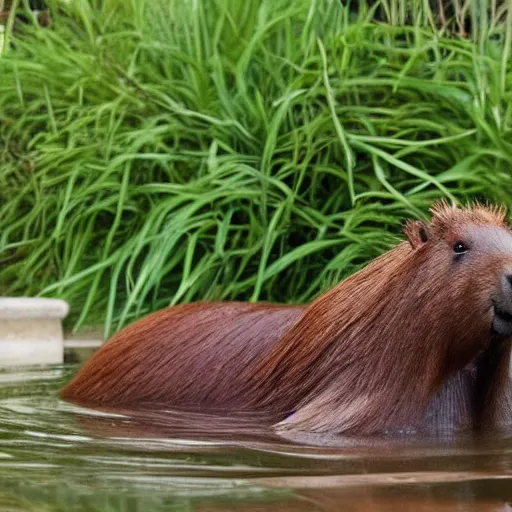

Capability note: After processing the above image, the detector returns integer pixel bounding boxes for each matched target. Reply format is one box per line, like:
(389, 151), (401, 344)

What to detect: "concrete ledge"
(64, 339), (104, 349)
(0, 298), (69, 365)
(0, 298), (69, 320)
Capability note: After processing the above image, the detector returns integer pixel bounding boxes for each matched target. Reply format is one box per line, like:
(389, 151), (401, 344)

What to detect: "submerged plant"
(0, 0), (511, 335)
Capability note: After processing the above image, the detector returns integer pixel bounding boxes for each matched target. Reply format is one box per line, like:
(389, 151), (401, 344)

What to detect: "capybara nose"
(493, 270), (512, 336)
(502, 269), (512, 303)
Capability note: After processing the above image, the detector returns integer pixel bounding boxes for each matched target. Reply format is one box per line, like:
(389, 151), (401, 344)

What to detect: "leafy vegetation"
(1, 0), (511, 335)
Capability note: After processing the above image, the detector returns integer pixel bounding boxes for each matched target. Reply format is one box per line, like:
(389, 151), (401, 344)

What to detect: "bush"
(1, 0), (511, 335)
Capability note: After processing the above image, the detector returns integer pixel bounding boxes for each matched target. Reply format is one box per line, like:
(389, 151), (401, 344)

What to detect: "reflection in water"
(0, 365), (510, 510)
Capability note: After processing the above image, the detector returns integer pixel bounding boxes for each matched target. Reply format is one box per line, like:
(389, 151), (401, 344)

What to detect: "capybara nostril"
(503, 270), (512, 297)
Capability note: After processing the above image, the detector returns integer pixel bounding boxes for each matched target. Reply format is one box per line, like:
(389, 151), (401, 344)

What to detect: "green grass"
(1, 0), (512, 335)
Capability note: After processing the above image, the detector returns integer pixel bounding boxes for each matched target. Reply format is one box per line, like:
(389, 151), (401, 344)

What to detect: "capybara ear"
(404, 220), (429, 250)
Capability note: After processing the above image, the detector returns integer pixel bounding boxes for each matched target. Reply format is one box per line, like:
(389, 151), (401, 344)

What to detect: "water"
(0, 365), (512, 511)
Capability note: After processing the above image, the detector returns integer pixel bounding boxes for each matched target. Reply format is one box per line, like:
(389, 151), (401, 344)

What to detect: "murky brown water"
(0, 365), (511, 511)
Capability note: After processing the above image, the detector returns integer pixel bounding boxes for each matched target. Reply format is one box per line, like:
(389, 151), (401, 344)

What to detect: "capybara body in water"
(61, 202), (512, 436)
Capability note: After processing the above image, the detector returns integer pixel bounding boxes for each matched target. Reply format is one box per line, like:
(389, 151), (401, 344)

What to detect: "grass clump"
(1, 0), (512, 335)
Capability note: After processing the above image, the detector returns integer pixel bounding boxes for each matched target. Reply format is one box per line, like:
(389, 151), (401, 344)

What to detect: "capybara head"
(404, 202), (512, 360)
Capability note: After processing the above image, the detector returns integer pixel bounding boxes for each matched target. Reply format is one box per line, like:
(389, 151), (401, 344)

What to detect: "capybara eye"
(453, 241), (468, 254)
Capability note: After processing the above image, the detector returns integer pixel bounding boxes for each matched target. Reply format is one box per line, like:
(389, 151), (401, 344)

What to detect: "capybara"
(61, 202), (512, 436)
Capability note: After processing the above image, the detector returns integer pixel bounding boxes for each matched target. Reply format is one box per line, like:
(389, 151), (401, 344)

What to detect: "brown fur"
(61, 302), (302, 408)
(61, 202), (512, 436)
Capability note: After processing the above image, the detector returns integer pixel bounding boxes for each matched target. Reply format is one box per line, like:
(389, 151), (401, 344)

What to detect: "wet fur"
(62, 302), (303, 408)
(61, 203), (512, 436)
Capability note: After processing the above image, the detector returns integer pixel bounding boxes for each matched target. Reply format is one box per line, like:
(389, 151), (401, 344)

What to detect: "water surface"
(0, 365), (512, 511)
